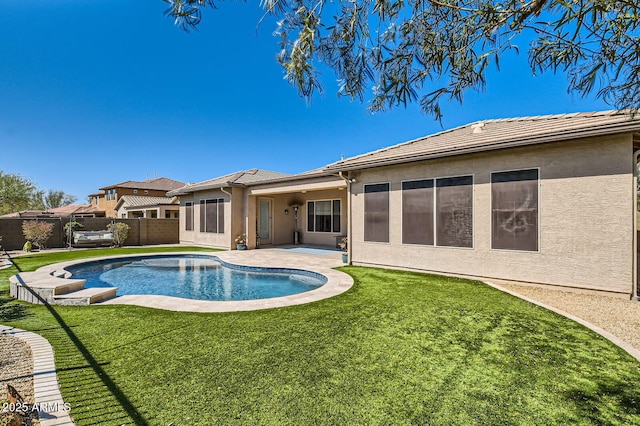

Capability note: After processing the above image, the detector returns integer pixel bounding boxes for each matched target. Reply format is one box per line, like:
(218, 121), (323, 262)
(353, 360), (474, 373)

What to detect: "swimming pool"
(65, 255), (327, 301)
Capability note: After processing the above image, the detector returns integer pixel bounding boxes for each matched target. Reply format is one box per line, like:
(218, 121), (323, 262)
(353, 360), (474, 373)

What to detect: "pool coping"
(38, 251), (353, 312)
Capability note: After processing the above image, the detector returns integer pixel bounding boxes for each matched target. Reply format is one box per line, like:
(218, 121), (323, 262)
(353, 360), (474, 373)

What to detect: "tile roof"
(116, 195), (178, 209)
(99, 177), (185, 191)
(49, 204), (94, 216)
(1, 204), (104, 218)
(325, 110), (640, 171)
(168, 169), (292, 195)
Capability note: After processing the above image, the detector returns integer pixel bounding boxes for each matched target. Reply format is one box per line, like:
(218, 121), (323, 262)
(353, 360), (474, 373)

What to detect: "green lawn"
(1, 248), (640, 425)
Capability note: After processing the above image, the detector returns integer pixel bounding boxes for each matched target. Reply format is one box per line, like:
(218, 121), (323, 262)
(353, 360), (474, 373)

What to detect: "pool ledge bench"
(10, 271), (117, 306)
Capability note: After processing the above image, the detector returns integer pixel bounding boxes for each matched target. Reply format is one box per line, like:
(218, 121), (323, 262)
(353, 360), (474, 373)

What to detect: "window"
(307, 200), (341, 233)
(491, 169), (539, 251)
(199, 199), (224, 233)
(364, 183), (390, 242)
(185, 202), (193, 231)
(165, 212), (171, 219)
(436, 176), (473, 248)
(133, 189), (138, 194)
(402, 179), (434, 245)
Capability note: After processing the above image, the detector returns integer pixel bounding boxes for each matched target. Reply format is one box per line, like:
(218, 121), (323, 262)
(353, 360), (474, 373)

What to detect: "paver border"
(0, 325), (74, 426)
(35, 251), (354, 312)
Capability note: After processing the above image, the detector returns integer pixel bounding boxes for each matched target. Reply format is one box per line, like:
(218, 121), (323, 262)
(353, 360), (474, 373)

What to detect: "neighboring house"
(114, 195), (179, 219)
(90, 177), (185, 217)
(167, 168), (348, 250)
(0, 204), (105, 218)
(171, 110), (640, 298)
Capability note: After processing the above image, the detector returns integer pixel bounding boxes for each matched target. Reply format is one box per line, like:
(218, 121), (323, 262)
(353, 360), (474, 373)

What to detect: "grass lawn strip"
(1, 248), (639, 425)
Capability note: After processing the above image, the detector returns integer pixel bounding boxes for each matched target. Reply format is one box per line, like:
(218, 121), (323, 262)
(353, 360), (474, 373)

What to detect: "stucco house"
(90, 177), (185, 217)
(171, 111), (640, 298)
(167, 168), (348, 249)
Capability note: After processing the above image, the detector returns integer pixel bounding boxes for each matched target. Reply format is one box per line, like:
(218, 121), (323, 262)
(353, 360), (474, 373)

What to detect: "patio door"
(258, 199), (273, 245)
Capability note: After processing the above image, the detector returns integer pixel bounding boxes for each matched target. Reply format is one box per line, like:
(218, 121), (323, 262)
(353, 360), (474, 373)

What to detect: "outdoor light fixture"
(284, 209), (289, 215)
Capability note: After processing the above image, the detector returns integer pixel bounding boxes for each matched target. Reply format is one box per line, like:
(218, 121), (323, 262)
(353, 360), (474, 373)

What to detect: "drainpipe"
(220, 187), (232, 197)
(338, 172), (354, 265)
(633, 151), (640, 300)
(220, 187), (233, 248)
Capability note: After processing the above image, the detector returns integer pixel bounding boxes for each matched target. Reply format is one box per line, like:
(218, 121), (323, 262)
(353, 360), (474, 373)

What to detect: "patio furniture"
(72, 230), (114, 247)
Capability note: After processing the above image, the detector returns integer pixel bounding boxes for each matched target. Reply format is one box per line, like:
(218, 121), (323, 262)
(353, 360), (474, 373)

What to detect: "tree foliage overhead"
(0, 171), (44, 215)
(0, 171), (77, 215)
(164, 0), (640, 119)
(42, 190), (78, 210)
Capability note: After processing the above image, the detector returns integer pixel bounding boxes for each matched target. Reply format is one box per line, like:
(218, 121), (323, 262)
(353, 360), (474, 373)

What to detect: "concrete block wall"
(0, 218), (178, 250)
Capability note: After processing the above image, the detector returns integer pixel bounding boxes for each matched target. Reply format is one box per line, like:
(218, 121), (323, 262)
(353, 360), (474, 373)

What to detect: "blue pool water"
(65, 255), (326, 301)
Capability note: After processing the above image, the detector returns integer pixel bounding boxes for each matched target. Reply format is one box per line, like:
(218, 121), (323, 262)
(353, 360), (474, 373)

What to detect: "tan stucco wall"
(349, 135), (635, 294)
(249, 189), (347, 247)
(177, 189), (235, 249)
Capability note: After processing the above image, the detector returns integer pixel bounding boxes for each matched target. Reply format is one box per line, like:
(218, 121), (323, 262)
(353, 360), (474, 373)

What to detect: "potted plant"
(235, 233), (247, 250)
(338, 236), (348, 263)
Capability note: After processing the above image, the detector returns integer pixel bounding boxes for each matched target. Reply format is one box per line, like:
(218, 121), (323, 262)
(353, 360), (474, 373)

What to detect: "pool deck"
(56, 247), (353, 312)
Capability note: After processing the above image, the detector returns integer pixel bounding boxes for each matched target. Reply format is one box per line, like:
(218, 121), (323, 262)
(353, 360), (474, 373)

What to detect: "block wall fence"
(0, 218), (178, 250)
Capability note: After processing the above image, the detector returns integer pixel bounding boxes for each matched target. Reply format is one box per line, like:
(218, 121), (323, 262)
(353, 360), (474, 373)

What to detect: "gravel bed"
(497, 283), (640, 352)
(0, 334), (39, 425)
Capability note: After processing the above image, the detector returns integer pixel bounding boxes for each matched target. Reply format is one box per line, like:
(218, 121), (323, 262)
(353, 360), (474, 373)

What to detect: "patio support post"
(338, 172), (354, 265)
(632, 150), (640, 301)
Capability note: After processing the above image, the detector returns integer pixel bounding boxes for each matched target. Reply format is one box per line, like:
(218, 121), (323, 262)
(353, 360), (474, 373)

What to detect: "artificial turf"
(1, 248), (639, 425)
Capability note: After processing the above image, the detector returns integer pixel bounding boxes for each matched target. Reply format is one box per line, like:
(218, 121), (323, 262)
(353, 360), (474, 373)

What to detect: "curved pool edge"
(37, 251), (354, 312)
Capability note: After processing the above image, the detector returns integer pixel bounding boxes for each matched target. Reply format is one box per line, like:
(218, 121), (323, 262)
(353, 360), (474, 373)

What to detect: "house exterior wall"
(248, 189), (347, 247)
(349, 134), (635, 294)
(177, 188), (237, 249)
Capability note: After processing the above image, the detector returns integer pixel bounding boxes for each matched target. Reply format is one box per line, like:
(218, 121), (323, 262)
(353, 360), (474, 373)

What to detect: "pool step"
(53, 287), (118, 306)
(10, 270), (117, 306)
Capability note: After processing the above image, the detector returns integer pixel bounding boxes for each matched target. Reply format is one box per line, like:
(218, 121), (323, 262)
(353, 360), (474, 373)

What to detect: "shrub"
(23, 241), (32, 252)
(107, 222), (130, 247)
(22, 220), (54, 249)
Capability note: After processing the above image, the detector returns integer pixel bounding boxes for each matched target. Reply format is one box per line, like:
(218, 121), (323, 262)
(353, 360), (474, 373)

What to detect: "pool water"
(65, 255), (326, 301)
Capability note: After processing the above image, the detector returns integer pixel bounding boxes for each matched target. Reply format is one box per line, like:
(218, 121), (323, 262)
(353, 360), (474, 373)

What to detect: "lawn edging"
(0, 324), (74, 426)
(485, 280), (640, 362)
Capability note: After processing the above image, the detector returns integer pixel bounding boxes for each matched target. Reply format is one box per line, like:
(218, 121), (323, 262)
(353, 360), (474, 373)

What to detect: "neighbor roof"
(325, 110), (640, 171)
(99, 177), (185, 191)
(168, 169), (292, 195)
(115, 195), (179, 210)
(1, 204), (103, 218)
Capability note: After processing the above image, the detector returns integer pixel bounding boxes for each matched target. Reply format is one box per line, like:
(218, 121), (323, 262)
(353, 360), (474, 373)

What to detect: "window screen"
(436, 176), (473, 248)
(185, 202), (193, 231)
(364, 183), (390, 242)
(332, 200), (341, 233)
(491, 169), (538, 251)
(307, 200), (341, 233)
(217, 199), (224, 234)
(199, 200), (206, 232)
(402, 179), (434, 245)
(200, 199), (224, 234)
(205, 199), (217, 233)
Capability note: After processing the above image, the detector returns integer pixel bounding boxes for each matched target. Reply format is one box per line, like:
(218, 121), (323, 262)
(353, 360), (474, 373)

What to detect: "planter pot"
(236, 243), (247, 251)
(341, 253), (348, 263)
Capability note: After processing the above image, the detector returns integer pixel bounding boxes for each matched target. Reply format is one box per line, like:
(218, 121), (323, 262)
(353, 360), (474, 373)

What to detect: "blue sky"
(0, 0), (609, 202)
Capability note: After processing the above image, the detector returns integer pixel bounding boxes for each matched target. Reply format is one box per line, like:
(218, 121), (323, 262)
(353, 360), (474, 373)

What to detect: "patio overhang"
(247, 175), (346, 196)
